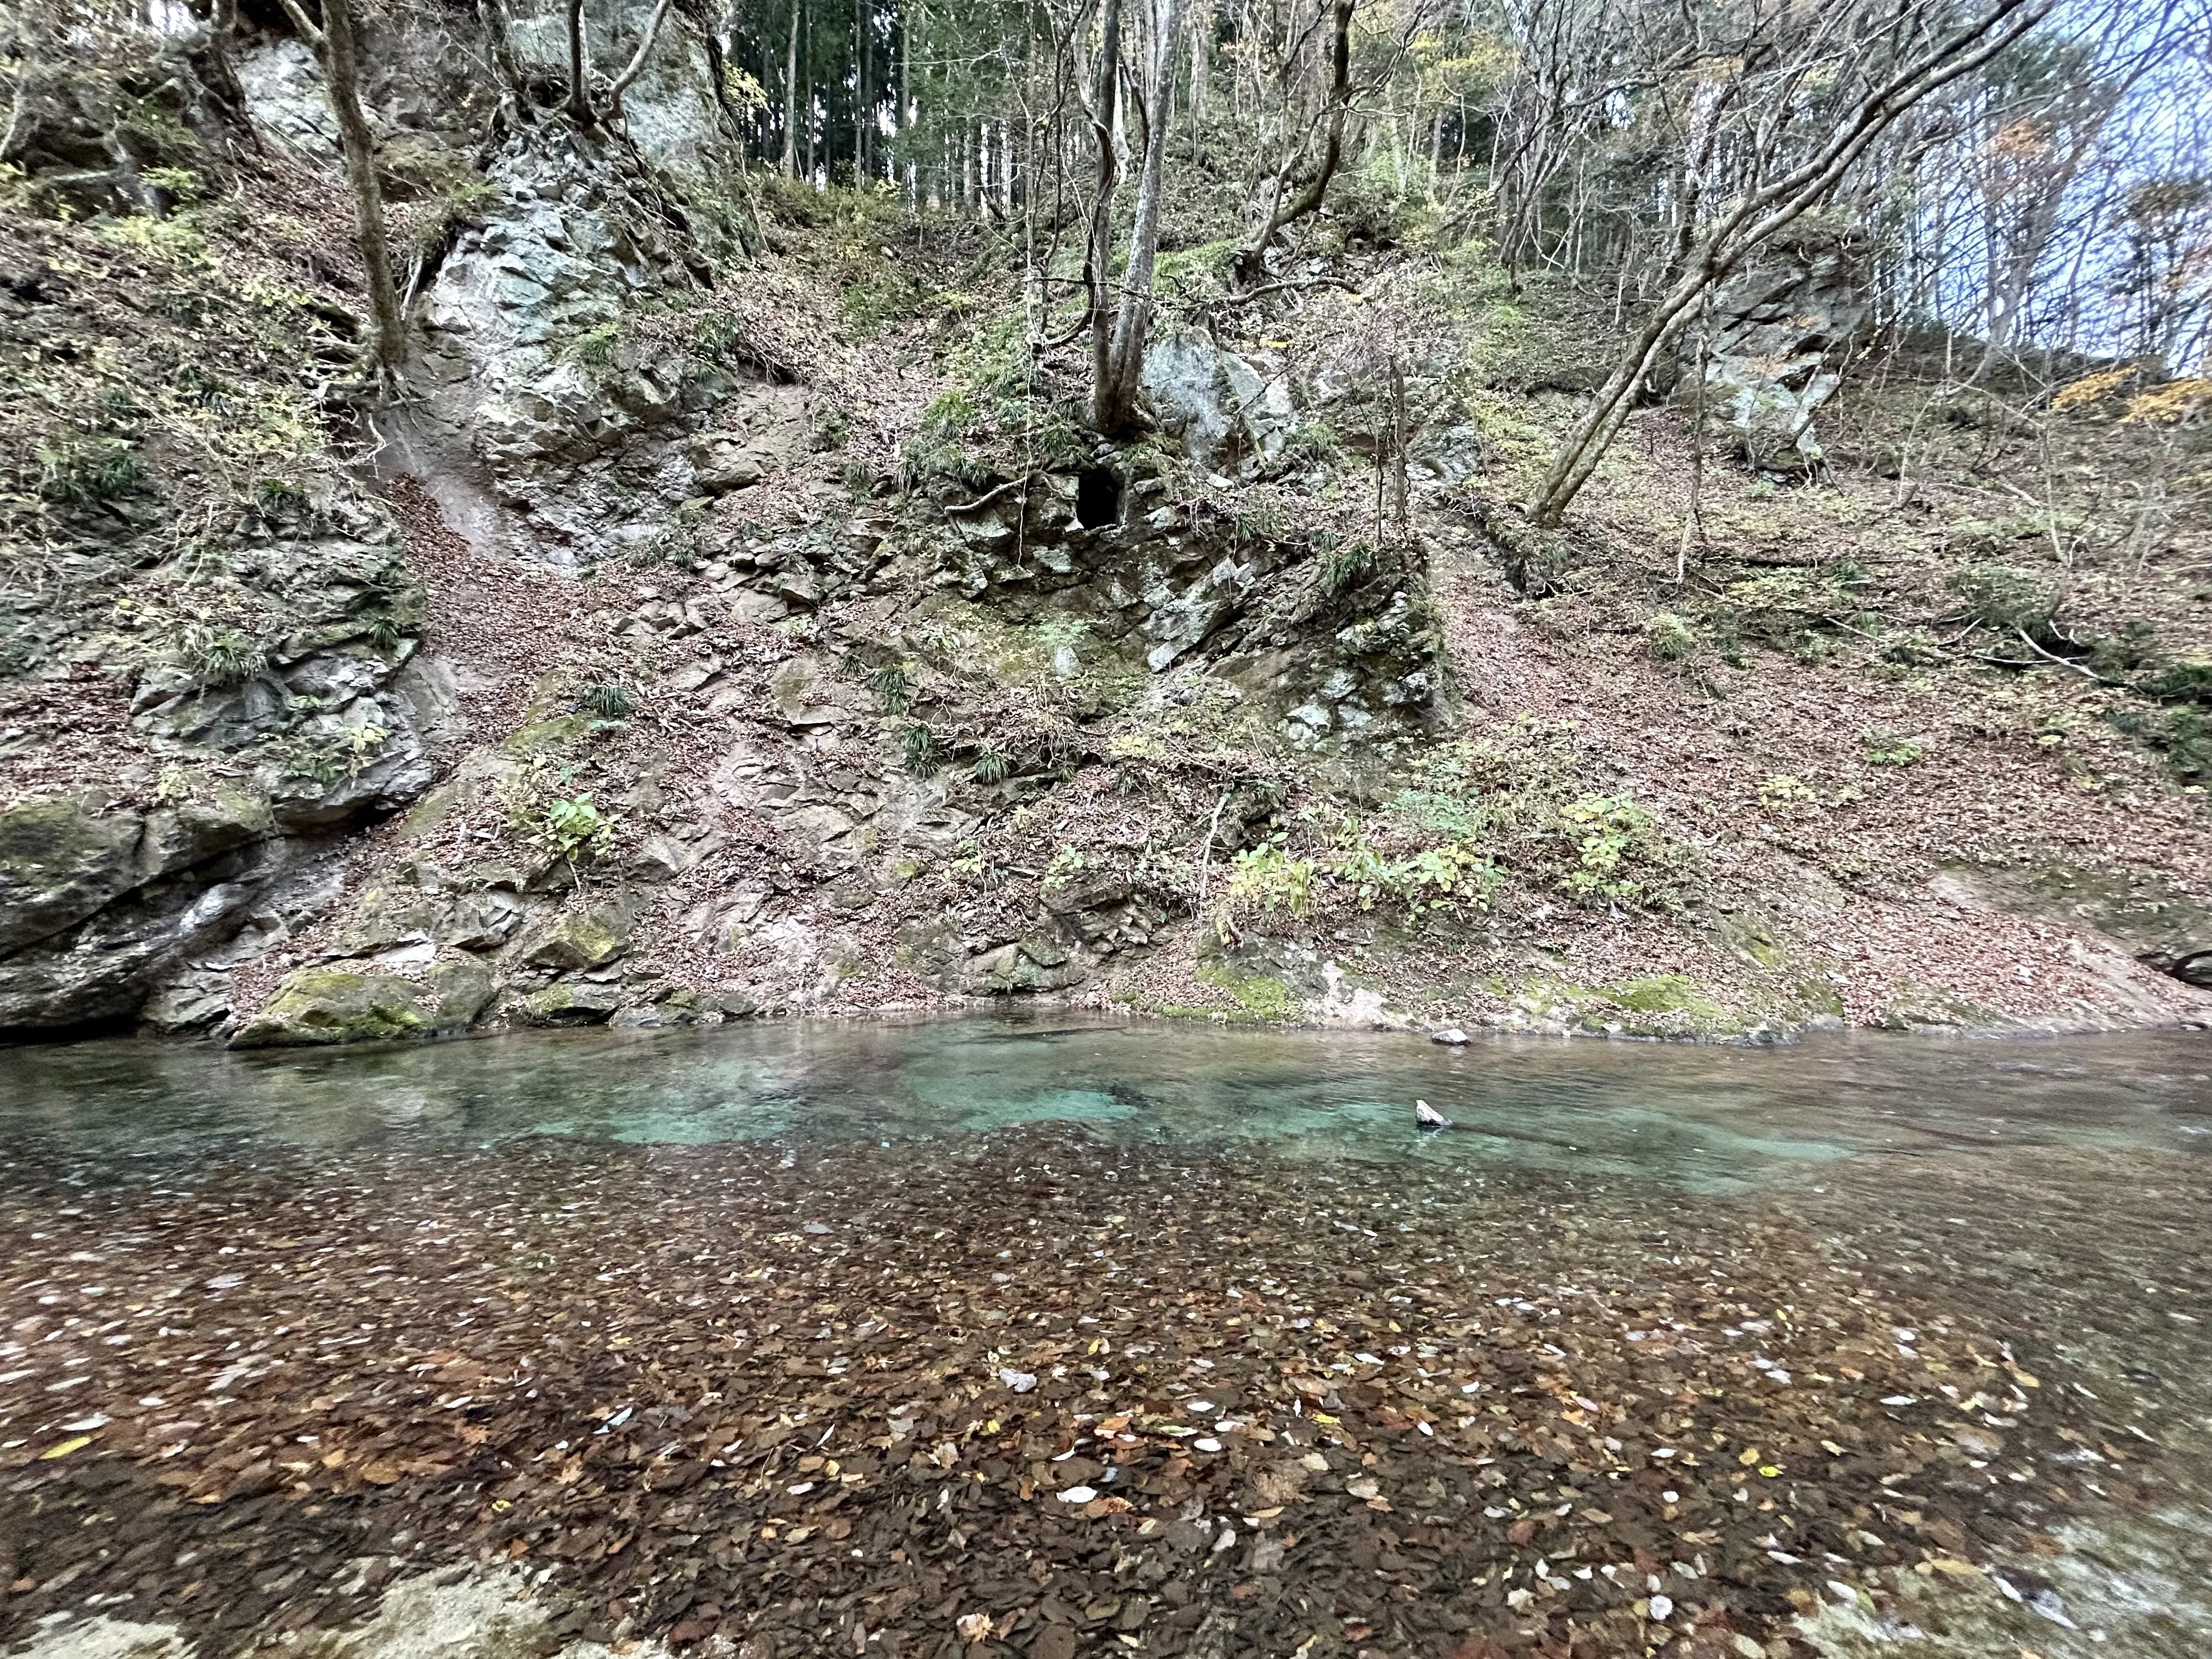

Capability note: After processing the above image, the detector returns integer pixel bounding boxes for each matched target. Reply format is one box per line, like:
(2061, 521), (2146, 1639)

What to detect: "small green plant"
(1645, 612), (1697, 662)
(569, 320), (622, 371)
(499, 758), (623, 865)
(539, 793), (614, 860)
(1280, 421), (1344, 471)
(1948, 563), (2061, 644)
(972, 747), (1011, 784)
(173, 623), (258, 684)
(254, 476), (308, 516)
(1044, 844), (1086, 881)
(94, 385), (142, 426)
(143, 165), (202, 201)
(1757, 774), (1816, 811)
(872, 663), (912, 715)
(694, 312), (744, 360)
(1558, 794), (1665, 903)
(581, 682), (639, 719)
(901, 722), (939, 774)
(1328, 822), (1500, 918)
(38, 438), (144, 505)
(1863, 733), (1925, 766)
(366, 613), (403, 652)
(276, 720), (390, 787)
(1220, 840), (1316, 932)
(1319, 540), (1374, 592)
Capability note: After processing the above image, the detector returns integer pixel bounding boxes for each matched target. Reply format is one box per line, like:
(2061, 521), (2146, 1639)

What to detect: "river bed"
(1, 1016), (2206, 1658)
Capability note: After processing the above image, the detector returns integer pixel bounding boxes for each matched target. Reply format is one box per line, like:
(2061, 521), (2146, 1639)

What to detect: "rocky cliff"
(3, 1), (2208, 1046)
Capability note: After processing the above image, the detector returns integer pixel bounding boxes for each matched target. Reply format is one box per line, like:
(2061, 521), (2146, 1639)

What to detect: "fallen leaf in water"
(38, 1437), (91, 1460)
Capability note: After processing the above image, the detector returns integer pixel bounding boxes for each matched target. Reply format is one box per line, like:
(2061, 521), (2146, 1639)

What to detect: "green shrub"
(1557, 794), (1668, 904)
(1219, 840), (1316, 930)
(972, 747), (1011, 784)
(1947, 563), (2060, 643)
(1646, 612), (1697, 662)
(1328, 823), (1499, 917)
(1863, 734), (1925, 766)
(38, 437), (144, 505)
(580, 682), (639, 720)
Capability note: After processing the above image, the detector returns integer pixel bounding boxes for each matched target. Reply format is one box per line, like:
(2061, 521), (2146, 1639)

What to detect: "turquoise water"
(1, 1015), (2208, 1659)
(2, 1014), (2205, 1190)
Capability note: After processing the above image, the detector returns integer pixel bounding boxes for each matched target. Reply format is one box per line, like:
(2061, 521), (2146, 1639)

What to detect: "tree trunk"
(781, 1), (800, 175)
(854, 0), (870, 178)
(1085, 0), (1124, 428)
(1096, 0), (1189, 436)
(565, 0), (593, 126)
(606, 0), (675, 111)
(1231, 0), (1351, 284)
(278, 0), (404, 388)
(1525, 0), (2050, 529)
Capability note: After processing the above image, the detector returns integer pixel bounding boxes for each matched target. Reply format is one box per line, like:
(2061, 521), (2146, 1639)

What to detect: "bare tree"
(1085, 0), (1126, 427)
(566, 0), (594, 126)
(1526, 0), (2053, 529)
(275, 0), (405, 388)
(1096, 0), (1191, 433)
(1232, 0), (1354, 285)
(607, 0), (678, 112)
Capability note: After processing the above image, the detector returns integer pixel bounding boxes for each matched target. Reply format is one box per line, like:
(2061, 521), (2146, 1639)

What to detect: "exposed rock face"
(1142, 332), (1299, 473)
(912, 459), (1437, 749)
(1688, 224), (1870, 473)
(0, 493), (452, 1035)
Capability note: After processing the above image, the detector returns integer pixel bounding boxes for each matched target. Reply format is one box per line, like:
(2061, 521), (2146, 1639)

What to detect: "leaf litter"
(0, 1122), (2204, 1658)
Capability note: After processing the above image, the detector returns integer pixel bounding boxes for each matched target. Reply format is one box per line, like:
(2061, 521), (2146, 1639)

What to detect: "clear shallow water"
(2, 1017), (2208, 1659)
(2, 1014), (2208, 1192)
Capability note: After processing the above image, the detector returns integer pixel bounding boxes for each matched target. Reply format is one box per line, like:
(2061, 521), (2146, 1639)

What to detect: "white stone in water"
(1431, 1028), (1470, 1045)
(1649, 1594), (1674, 1621)
(1057, 1485), (1097, 1503)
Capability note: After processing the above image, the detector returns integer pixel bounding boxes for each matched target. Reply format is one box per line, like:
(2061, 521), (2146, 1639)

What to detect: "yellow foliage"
(2122, 379), (2211, 425)
(2050, 366), (2137, 411)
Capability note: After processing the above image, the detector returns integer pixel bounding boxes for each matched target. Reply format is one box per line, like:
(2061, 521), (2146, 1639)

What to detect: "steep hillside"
(3, 3), (2209, 1046)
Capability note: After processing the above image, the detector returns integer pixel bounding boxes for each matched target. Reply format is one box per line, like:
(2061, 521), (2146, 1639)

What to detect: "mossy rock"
(520, 900), (640, 970)
(428, 955), (498, 1030)
(517, 980), (624, 1025)
(229, 969), (429, 1048)
(0, 795), (144, 955)
(1196, 962), (1300, 1023)
(501, 712), (602, 755)
(1601, 974), (1729, 1022)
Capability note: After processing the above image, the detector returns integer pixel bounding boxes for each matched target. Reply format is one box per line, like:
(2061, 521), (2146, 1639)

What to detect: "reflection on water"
(3, 1014), (2208, 1191)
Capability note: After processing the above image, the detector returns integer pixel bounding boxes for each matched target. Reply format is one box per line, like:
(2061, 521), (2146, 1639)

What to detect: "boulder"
(0, 795), (144, 955)
(516, 980), (625, 1025)
(520, 900), (639, 969)
(229, 968), (431, 1047)
(960, 938), (1088, 995)
(1685, 224), (1869, 474)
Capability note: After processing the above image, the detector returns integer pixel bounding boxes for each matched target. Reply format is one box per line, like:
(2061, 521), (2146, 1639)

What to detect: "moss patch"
(1194, 963), (1301, 1023)
(229, 969), (427, 1048)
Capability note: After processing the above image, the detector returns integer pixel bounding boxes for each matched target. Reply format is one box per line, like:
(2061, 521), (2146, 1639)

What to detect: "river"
(1, 1016), (2206, 1658)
